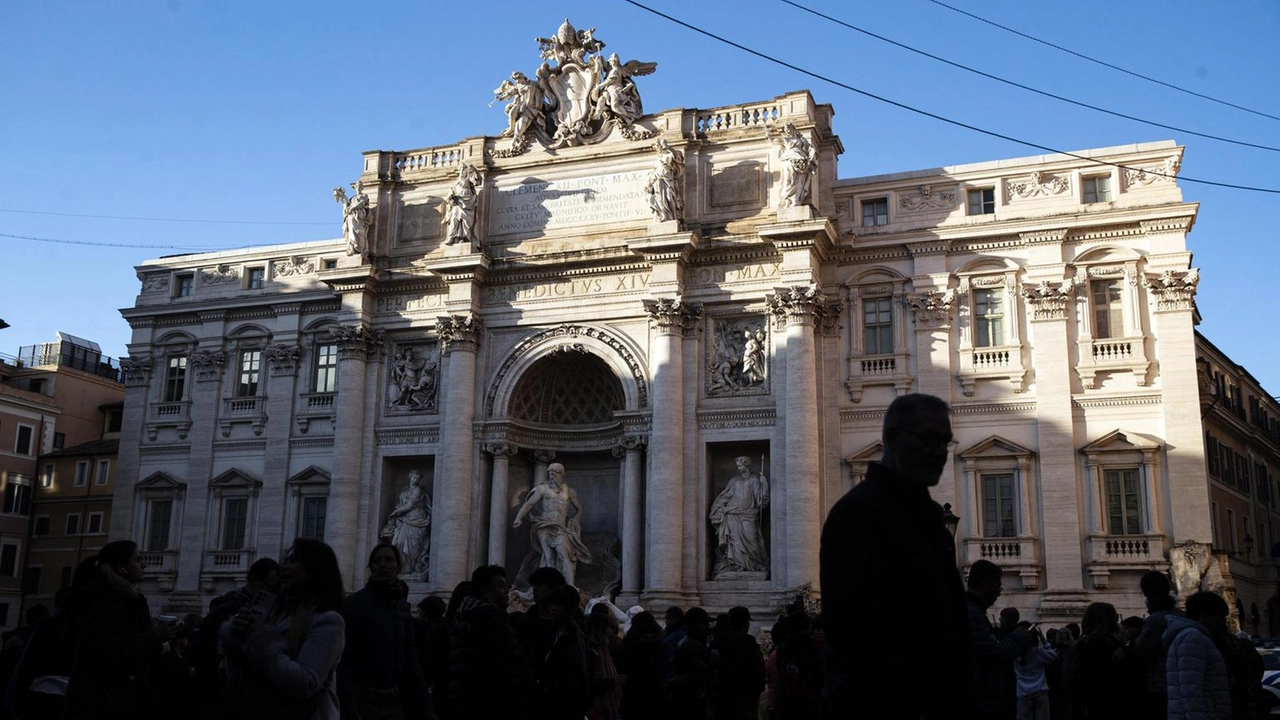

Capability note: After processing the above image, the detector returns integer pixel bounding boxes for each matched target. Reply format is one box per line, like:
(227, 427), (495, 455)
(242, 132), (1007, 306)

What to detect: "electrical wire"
(777, 0), (1280, 153)
(0, 232), (226, 251)
(0, 207), (330, 226)
(618, 0), (1280, 194)
(923, 0), (1280, 123)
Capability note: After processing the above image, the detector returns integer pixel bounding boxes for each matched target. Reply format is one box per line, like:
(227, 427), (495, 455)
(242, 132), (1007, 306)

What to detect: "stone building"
(113, 21), (1214, 619)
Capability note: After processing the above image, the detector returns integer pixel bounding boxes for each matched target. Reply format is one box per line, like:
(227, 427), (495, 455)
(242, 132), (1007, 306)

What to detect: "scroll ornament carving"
(328, 324), (384, 360)
(491, 18), (659, 157)
(767, 284), (832, 328)
(905, 289), (956, 329)
(1125, 156), (1181, 187)
(897, 184), (956, 213)
(1007, 171), (1068, 200)
(644, 296), (702, 335)
(140, 275), (169, 292)
(274, 256), (316, 277)
(437, 314), (483, 352)
(1144, 268), (1199, 311)
(775, 122), (817, 208)
(119, 356), (153, 386)
(189, 350), (227, 382)
(201, 266), (239, 286)
(1021, 279), (1075, 320)
(264, 343), (302, 376)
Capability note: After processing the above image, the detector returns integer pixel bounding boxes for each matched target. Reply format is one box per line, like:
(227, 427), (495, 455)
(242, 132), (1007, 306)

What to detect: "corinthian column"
(429, 314), (482, 592)
(642, 297), (700, 603)
(767, 285), (830, 589)
(485, 442), (517, 566)
(328, 323), (383, 589)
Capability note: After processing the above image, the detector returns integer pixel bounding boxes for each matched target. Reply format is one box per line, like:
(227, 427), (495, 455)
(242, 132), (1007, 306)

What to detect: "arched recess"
(485, 323), (649, 419)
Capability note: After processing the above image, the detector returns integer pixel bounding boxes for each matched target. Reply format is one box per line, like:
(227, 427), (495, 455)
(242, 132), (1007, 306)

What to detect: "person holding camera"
(1013, 622), (1057, 720)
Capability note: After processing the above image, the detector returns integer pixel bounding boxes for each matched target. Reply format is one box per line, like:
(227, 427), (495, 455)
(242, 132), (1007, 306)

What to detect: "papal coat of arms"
(491, 19), (659, 156)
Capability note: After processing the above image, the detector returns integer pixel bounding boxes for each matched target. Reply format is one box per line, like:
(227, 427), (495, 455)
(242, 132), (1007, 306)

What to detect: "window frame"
(844, 272), (913, 403)
(967, 187), (996, 216)
(246, 266), (266, 290)
(65, 512), (81, 536)
(972, 287), (1006, 348)
(14, 424), (34, 456)
(33, 515), (49, 537)
(95, 460), (110, 486)
(1083, 175), (1112, 204)
(236, 349), (263, 398)
(73, 461), (89, 488)
(40, 463), (54, 489)
(164, 355), (188, 403)
(287, 467), (331, 545)
(1104, 467), (1144, 536)
(3, 477), (31, 516)
(300, 496), (328, 542)
(0, 543), (18, 578)
(314, 343), (339, 394)
(87, 511), (104, 535)
(174, 273), (194, 298)
(981, 472), (1018, 538)
(860, 197), (889, 227)
(1082, 429), (1162, 541)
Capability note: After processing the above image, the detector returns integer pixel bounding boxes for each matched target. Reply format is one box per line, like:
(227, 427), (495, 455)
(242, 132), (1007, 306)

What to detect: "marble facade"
(113, 22), (1207, 619)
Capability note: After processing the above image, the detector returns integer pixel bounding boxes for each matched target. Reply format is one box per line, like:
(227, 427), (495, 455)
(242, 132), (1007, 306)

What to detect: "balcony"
(296, 392), (337, 434)
(962, 536), (1042, 589)
(1086, 533), (1167, 588)
(139, 550), (178, 591)
(957, 345), (1027, 396)
(844, 353), (912, 403)
(146, 401), (191, 440)
(1076, 336), (1150, 389)
(204, 548), (255, 575)
(219, 396), (266, 437)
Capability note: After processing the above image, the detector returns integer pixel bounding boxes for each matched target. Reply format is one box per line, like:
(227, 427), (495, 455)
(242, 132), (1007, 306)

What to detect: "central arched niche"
(508, 350), (624, 425)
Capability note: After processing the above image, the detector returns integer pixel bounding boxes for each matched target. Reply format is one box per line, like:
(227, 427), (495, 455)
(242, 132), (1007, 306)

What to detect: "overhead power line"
(618, 0), (1280, 194)
(0, 207), (330, 226)
(0, 232), (224, 251)
(778, 0), (1280, 153)
(924, 0), (1280, 123)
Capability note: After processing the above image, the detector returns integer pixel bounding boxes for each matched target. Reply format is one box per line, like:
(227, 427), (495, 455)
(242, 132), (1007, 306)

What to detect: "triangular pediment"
(1081, 429), (1161, 454)
(136, 471), (184, 489)
(959, 435), (1034, 460)
(287, 466), (331, 486)
(211, 468), (262, 488)
(844, 441), (883, 464)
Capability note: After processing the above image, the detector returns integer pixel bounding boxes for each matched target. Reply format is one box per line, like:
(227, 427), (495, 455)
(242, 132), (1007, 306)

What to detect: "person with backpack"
(220, 538), (346, 720)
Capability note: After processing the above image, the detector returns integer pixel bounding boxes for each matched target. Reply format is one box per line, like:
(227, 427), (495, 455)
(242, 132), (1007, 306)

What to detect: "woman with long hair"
(220, 538), (346, 720)
(337, 541), (430, 719)
(1076, 601), (1125, 719)
(618, 610), (667, 718)
(63, 542), (171, 720)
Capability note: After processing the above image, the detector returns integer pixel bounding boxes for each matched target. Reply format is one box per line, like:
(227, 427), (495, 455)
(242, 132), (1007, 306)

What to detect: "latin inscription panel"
(489, 171), (650, 238)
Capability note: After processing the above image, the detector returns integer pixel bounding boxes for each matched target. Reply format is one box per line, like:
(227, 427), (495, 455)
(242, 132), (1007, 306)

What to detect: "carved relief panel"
(705, 314), (770, 398)
(385, 341), (441, 414)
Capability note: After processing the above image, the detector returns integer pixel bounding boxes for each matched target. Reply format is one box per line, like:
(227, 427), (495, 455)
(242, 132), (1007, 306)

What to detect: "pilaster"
(430, 313), (482, 591)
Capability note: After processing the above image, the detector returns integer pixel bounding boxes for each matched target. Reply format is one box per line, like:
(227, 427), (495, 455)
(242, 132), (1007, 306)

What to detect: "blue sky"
(2, 0), (1276, 391)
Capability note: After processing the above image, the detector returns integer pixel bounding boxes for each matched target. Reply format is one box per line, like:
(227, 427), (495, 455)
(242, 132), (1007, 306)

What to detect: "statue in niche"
(334, 181), (372, 257)
(709, 456), (770, 577)
(443, 163), (482, 247)
(380, 469), (432, 579)
(644, 138), (684, 222)
(776, 122), (816, 208)
(591, 53), (654, 125)
(740, 327), (767, 386)
(389, 346), (438, 410)
(513, 462), (592, 586)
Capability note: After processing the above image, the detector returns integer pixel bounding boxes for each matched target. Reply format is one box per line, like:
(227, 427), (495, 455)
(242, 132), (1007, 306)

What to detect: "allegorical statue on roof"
(333, 182), (372, 258)
(492, 18), (659, 156)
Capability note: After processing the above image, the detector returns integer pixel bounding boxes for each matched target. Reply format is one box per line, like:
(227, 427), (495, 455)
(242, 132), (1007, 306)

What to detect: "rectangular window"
(237, 350), (262, 397)
(59, 566), (72, 590)
(982, 473), (1017, 538)
(322, 259), (337, 271)
(301, 497), (327, 542)
(87, 512), (103, 534)
(862, 298), (894, 355)
(1212, 501), (1221, 548)
(1105, 468), (1143, 535)
(967, 188), (995, 215)
(14, 425), (33, 456)
(164, 356), (187, 402)
(314, 344), (339, 393)
(0, 545), (17, 577)
(1083, 176), (1112, 203)
(22, 567), (40, 596)
(221, 498), (248, 550)
(1228, 508), (1238, 552)
(973, 288), (1005, 347)
(1091, 279), (1124, 339)
(95, 460), (110, 486)
(1206, 436), (1220, 478)
(65, 513), (80, 536)
(861, 198), (889, 227)
(52, 432), (65, 449)
(107, 410), (123, 433)
(74, 462), (89, 488)
(146, 500), (172, 552)
(247, 267), (265, 290)
(40, 464), (54, 488)
(3, 481), (30, 515)
(34, 516), (49, 536)
(175, 274), (194, 297)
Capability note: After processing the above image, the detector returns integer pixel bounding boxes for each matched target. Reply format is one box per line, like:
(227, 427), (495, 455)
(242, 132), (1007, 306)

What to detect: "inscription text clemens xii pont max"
(490, 171), (650, 236)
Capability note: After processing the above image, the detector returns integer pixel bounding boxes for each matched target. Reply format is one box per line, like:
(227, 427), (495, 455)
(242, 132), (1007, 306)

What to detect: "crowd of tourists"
(0, 392), (1267, 719)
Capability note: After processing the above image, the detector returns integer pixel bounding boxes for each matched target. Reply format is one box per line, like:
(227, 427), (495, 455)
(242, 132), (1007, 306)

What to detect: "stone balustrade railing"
(696, 102), (781, 135)
(392, 145), (467, 176)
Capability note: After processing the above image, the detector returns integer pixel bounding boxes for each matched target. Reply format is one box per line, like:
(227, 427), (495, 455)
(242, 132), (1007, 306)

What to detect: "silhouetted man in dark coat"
(820, 393), (975, 719)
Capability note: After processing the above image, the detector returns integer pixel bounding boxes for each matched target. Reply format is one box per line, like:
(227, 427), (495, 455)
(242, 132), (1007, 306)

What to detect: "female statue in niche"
(709, 456), (770, 577)
(380, 469), (432, 578)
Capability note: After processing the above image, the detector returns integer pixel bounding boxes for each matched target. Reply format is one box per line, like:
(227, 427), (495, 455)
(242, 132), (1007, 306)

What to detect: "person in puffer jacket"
(1163, 591), (1231, 720)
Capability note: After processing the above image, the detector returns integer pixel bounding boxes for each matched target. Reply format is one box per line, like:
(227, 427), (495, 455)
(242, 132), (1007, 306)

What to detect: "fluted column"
(613, 435), (646, 597)
(328, 324), (382, 590)
(485, 442), (517, 566)
(429, 314), (482, 592)
(767, 286), (829, 588)
(642, 298), (700, 602)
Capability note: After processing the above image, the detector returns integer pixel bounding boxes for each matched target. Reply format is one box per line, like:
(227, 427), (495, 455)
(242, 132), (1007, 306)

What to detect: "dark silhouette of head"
(999, 607), (1020, 631)
(418, 595), (446, 621)
(1186, 591), (1229, 624)
(1140, 570), (1176, 611)
(530, 566), (567, 605)
(470, 564), (509, 610)
(627, 611), (662, 639)
(728, 605), (752, 632)
(247, 557), (280, 592)
(281, 538), (345, 612)
(881, 394), (953, 487)
(665, 605), (685, 631)
(685, 606), (711, 640)
(967, 560), (1004, 609)
(1082, 602), (1118, 637)
(446, 581), (473, 620)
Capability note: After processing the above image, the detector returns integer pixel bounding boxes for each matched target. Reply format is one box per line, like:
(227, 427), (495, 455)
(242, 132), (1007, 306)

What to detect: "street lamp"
(941, 502), (960, 539)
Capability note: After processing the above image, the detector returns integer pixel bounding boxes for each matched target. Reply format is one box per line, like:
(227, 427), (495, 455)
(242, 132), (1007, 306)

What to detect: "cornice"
(289, 436), (336, 449)
(695, 409), (777, 430)
(212, 440), (269, 452)
(1072, 393), (1164, 408)
(138, 443), (192, 456)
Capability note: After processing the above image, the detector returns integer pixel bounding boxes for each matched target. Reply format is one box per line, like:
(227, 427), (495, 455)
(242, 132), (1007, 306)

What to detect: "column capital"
(119, 356), (153, 387)
(905, 289), (955, 329)
(612, 434), (648, 458)
(1144, 268), (1199, 312)
(484, 441), (519, 458)
(438, 314), (483, 353)
(265, 343), (303, 376)
(533, 449), (556, 465)
(329, 323), (384, 361)
(766, 284), (835, 329)
(189, 349), (227, 382)
(644, 296), (702, 336)
(1021, 278), (1075, 321)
